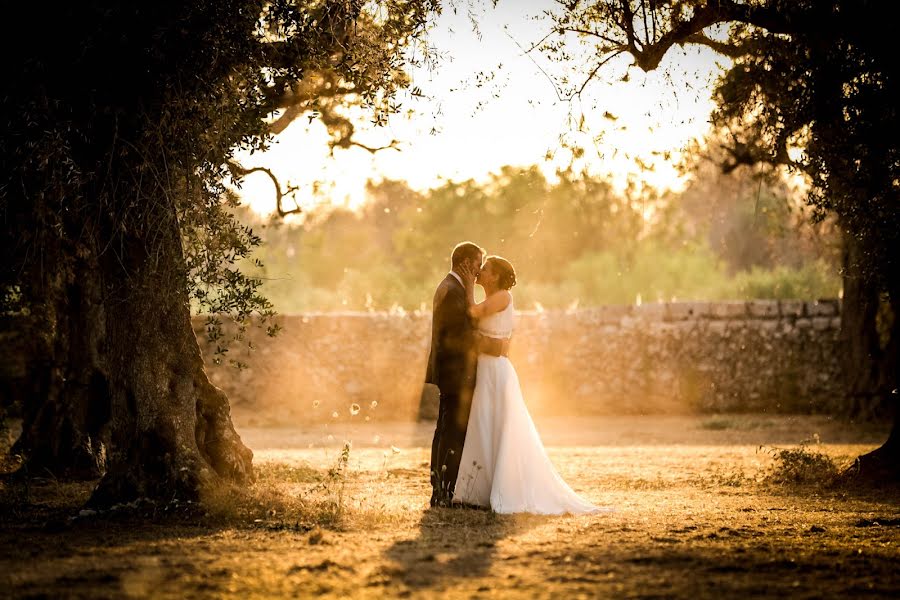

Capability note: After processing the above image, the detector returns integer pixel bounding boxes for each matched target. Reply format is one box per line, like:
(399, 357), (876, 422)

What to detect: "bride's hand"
(459, 262), (477, 287)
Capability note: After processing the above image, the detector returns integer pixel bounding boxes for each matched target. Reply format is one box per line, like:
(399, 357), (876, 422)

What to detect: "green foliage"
(562, 244), (728, 305)
(541, 0), (899, 292)
(732, 262), (841, 301)
(182, 190), (279, 366)
(241, 166), (839, 311)
(536, 2), (898, 414)
(709, 6), (900, 288)
(1, 1), (439, 358)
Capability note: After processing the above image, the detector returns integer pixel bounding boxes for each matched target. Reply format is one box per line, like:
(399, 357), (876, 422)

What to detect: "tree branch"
(719, 134), (801, 174)
(505, 28), (566, 102)
(226, 162), (302, 217)
(556, 26), (626, 49)
(683, 32), (753, 58)
(570, 50), (625, 100)
(347, 139), (402, 154)
(613, 0), (838, 72)
(267, 70), (353, 135)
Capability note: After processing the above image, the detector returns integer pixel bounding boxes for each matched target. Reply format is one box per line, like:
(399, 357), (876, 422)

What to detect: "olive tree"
(0, 0), (439, 504)
(540, 0), (899, 478)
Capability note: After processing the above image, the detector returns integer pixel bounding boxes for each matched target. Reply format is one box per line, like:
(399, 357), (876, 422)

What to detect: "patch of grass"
(706, 466), (750, 488)
(700, 416), (777, 431)
(255, 462), (323, 485)
(618, 476), (677, 491)
(758, 438), (839, 486)
(203, 442), (356, 531)
(700, 417), (734, 431)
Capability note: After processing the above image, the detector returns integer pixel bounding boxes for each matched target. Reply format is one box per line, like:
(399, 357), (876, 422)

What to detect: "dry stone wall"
(197, 299), (844, 424)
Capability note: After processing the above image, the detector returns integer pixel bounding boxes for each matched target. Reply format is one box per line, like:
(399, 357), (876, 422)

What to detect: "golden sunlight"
(7, 2), (897, 599)
(233, 1), (728, 215)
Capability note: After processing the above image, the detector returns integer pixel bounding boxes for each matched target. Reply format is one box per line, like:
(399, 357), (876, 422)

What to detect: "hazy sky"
(234, 1), (729, 215)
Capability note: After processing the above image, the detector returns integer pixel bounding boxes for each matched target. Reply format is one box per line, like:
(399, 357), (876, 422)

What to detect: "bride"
(453, 256), (608, 515)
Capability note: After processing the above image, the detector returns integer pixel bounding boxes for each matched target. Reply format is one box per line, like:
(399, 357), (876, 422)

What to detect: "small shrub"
(758, 438), (839, 486)
(733, 261), (841, 300)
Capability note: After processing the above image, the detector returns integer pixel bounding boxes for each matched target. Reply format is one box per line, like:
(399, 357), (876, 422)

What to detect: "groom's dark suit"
(425, 272), (478, 505)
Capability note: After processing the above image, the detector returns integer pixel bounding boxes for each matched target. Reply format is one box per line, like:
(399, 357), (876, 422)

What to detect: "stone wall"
(197, 299), (844, 424)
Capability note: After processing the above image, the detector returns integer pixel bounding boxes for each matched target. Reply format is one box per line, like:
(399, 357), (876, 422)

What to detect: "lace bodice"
(478, 294), (514, 339)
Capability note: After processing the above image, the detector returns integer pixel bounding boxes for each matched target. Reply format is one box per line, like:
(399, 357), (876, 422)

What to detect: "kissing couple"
(425, 241), (609, 514)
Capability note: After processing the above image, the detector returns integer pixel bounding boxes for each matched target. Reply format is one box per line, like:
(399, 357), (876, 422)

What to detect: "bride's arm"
(467, 288), (510, 319)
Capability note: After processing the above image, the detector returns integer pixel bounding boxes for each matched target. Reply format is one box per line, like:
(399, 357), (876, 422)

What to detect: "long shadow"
(382, 505), (547, 591)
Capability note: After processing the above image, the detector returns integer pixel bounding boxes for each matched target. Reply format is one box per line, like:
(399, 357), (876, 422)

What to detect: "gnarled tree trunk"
(89, 198), (253, 507)
(840, 230), (899, 480)
(11, 236), (109, 480)
(849, 319), (899, 480)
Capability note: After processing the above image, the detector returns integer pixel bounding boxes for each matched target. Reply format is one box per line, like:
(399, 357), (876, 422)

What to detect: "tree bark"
(88, 200), (253, 507)
(840, 230), (900, 480)
(852, 408), (900, 482)
(11, 240), (109, 480)
(840, 231), (893, 419)
(850, 290), (899, 480)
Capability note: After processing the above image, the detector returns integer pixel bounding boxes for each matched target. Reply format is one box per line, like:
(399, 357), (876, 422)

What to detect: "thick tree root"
(88, 365), (253, 509)
(839, 442), (900, 484)
(195, 376), (254, 484)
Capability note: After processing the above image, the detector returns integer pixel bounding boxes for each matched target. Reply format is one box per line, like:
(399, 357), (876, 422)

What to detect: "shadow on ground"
(382, 506), (548, 590)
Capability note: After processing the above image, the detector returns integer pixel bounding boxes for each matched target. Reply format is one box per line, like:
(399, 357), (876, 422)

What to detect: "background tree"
(0, 0), (438, 504)
(245, 163), (837, 312)
(678, 132), (841, 278)
(540, 0), (899, 478)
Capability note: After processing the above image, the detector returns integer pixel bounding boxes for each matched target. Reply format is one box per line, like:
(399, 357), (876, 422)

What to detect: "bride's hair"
(486, 255), (516, 290)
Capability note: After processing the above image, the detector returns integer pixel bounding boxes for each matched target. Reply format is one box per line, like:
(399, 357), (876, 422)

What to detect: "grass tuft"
(203, 442), (361, 530)
(758, 438), (839, 486)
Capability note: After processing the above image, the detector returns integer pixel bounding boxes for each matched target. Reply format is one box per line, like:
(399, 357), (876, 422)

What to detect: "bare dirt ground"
(2, 414), (899, 599)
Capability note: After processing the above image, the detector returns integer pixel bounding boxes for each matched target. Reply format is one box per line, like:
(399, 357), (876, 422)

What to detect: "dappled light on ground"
(2, 416), (898, 598)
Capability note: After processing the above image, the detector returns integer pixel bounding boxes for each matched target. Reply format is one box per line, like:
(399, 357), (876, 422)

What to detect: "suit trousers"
(429, 384), (474, 504)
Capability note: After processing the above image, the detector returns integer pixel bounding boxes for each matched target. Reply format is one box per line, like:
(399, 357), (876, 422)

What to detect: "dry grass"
(1, 415), (899, 599)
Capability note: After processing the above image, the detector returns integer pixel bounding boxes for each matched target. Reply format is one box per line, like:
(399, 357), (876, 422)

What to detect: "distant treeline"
(238, 164), (840, 312)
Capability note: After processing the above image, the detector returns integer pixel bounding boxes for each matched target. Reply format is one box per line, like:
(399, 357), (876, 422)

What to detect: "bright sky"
(234, 1), (729, 216)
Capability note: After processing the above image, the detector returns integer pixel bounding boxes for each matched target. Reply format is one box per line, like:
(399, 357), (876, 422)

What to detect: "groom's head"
(450, 241), (484, 273)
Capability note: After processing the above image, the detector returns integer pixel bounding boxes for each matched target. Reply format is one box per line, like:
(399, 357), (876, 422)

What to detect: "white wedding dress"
(454, 295), (607, 515)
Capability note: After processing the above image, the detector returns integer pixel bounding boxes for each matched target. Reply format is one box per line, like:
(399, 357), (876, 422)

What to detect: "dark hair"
(486, 255), (516, 290)
(450, 241), (484, 269)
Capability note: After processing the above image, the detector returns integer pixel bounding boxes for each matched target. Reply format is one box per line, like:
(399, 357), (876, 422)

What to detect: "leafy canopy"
(540, 0), (899, 289)
(1, 1), (440, 360)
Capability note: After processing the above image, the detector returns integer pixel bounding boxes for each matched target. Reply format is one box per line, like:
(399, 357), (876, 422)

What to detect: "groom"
(425, 241), (505, 507)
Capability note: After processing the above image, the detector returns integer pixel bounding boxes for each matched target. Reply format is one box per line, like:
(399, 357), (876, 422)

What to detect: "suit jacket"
(425, 273), (478, 397)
